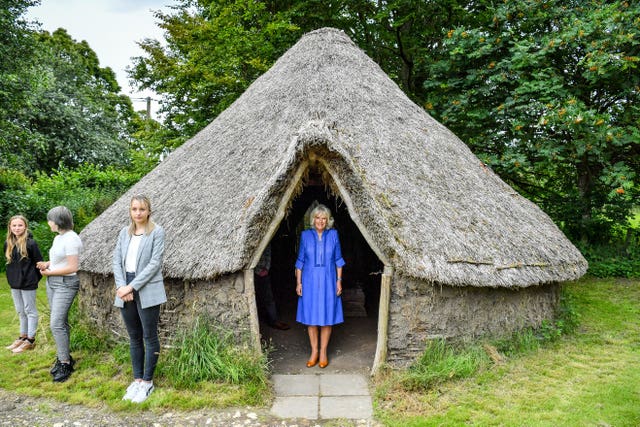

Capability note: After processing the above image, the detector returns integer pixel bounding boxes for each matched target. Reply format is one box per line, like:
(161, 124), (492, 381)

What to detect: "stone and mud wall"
(385, 274), (560, 367)
(78, 271), (254, 344)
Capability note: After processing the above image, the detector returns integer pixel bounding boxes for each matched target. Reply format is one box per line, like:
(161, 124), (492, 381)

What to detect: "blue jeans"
(11, 289), (39, 338)
(46, 275), (79, 362)
(120, 272), (161, 381)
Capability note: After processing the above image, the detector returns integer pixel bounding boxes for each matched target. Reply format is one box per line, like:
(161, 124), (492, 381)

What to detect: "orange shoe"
(319, 358), (329, 369)
(306, 356), (318, 368)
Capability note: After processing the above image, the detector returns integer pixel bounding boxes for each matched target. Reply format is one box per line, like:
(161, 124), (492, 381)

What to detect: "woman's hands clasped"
(117, 285), (134, 302)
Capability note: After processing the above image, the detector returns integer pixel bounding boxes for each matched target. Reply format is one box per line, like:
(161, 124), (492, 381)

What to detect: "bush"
(580, 238), (640, 278)
(0, 164), (139, 272)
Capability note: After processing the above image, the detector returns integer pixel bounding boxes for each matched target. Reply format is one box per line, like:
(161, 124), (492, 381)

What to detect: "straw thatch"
(79, 27), (587, 288)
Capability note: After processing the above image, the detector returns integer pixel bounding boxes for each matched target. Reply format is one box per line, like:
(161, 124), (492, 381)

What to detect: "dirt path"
(0, 388), (378, 426)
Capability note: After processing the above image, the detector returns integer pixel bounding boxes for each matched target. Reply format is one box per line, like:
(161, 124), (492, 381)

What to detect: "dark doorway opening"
(257, 170), (383, 374)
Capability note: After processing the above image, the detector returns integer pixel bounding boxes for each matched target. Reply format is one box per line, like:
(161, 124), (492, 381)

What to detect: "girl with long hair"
(113, 195), (166, 403)
(4, 215), (43, 353)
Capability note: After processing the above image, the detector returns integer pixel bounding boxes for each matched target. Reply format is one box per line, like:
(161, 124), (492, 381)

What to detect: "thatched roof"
(79, 27), (587, 288)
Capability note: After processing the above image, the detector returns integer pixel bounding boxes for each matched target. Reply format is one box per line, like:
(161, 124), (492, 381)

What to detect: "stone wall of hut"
(386, 274), (560, 367)
(78, 271), (254, 344)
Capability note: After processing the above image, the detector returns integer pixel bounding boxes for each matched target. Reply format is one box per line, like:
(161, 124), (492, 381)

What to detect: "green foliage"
(130, 0), (300, 136)
(19, 29), (134, 174)
(0, 168), (31, 222)
(577, 209), (640, 278)
(0, 164), (139, 273)
(581, 241), (640, 278)
(157, 317), (269, 389)
(128, 112), (182, 175)
(1, 14), (136, 176)
(0, 0), (38, 171)
(67, 300), (116, 353)
(423, 0), (640, 244)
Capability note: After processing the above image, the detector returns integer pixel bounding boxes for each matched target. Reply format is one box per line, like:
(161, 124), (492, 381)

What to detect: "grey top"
(112, 225), (167, 309)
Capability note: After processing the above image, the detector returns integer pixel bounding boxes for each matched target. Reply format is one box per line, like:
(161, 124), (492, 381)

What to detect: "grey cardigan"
(112, 224), (167, 309)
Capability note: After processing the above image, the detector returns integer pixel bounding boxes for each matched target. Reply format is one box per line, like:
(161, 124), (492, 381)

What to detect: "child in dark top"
(4, 215), (43, 353)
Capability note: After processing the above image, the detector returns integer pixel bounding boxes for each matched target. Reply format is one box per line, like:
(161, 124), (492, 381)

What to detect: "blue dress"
(295, 228), (346, 326)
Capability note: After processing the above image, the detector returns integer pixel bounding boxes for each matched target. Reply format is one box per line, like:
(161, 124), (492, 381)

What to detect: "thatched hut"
(78, 28), (587, 371)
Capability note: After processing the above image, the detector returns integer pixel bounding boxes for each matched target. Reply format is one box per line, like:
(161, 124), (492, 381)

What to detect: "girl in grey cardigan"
(113, 195), (166, 403)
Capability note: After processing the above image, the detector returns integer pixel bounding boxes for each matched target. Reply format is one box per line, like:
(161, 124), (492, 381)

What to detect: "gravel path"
(0, 389), (381, 427)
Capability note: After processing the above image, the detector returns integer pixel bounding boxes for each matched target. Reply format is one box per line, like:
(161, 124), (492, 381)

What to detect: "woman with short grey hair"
(37, 206), (83, 382)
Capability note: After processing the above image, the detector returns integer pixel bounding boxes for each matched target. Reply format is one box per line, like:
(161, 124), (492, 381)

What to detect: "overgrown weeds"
(68, 302), (116, 353)
(156, 316), (269, 389)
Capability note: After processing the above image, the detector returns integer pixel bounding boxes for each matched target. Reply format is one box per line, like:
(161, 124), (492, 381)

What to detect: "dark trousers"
(255, 273), (278, 325)
(120, 272), (161, 381)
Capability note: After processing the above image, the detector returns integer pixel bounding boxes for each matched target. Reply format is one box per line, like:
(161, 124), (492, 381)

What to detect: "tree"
(21, 29), (135, 173)
(130, 0), (473, 133)
(424, 0), (639, 243)
(130, 0), (299, 137)
(0, 0), (39, 167)
(129, 0), (638, 244)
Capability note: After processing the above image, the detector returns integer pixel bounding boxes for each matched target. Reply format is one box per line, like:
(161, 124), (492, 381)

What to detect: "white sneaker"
(131, 381), (154, 403)
(122, 381), (141, 401)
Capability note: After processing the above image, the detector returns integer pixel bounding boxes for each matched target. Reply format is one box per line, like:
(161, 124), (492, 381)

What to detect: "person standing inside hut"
(113, 195), (166, 403)
(4, 215), (43, 354)
(295, 204), (345, 368)
(37, 206), (83, 382)
(255, 243), (290, 330)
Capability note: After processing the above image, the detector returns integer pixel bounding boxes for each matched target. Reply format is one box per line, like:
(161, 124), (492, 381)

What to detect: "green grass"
(2, 276), (639, 424)
(0, 277), (270, 410)
(373, 277), (640, 426)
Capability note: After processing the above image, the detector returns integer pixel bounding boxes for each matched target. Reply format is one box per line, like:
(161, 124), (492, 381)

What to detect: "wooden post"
(371, 265), (393, 375)
(244, 269), (262, 355)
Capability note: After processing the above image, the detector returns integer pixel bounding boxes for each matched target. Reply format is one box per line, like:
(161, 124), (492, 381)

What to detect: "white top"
(49, 231), (83, 276)
(125, 234), (144, 273)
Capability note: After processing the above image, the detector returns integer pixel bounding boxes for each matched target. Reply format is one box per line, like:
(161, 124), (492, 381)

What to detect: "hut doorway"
(256, 171), (383, 374)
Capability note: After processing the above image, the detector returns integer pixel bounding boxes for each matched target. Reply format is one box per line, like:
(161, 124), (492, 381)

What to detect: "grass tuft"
(401, 339), (490, 391)
(156, 316), (269, 389)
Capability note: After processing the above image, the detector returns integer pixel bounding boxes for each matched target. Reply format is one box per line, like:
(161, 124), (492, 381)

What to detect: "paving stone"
(270, 396), (318, 419)
(319, 374), (370, 396)
(319, 396), (373, 419)
(272, 374), (320, 396)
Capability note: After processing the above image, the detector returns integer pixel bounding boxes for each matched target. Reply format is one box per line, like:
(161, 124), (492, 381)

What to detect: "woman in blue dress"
(295, 204), (345, 368)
